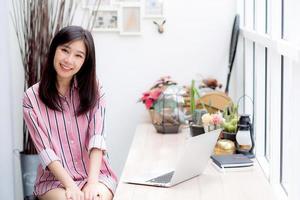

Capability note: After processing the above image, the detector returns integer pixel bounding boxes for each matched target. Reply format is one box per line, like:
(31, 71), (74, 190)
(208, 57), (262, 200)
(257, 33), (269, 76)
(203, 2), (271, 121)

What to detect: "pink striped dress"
(23, 80), (118, 197)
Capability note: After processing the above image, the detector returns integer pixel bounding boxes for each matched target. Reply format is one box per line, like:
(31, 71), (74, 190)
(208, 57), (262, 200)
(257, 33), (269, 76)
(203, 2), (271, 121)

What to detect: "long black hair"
(39, 25), (99, 115)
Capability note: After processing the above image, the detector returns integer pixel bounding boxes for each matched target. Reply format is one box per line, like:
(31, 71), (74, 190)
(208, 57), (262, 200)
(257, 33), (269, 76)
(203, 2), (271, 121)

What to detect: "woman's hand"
(65, 185), (84, 200)
(82, 182), (100, 200)
(82, 182), (113, 200)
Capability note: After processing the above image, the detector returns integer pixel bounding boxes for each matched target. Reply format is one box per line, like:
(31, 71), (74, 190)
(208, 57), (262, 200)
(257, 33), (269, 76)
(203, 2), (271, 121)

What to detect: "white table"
(113, 123), (277, 200)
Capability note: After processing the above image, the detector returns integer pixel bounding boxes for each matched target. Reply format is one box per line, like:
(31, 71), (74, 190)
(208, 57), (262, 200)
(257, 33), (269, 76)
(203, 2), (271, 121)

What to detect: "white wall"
(9, 1), (237, 197)
(0, 0), (15, 199)
(284, 1), (300, 199)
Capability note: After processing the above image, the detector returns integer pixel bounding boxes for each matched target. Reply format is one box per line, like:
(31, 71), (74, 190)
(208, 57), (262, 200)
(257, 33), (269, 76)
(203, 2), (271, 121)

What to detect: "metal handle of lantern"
(237, 94), (254, 117)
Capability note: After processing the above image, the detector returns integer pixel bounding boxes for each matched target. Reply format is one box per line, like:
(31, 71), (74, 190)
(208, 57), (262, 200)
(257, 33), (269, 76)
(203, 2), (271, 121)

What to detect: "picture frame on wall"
(120, 4), (141, 35)
(144, 0), (164, 18)
(82, 0), (111, 8)
(92, 8), (120, 32)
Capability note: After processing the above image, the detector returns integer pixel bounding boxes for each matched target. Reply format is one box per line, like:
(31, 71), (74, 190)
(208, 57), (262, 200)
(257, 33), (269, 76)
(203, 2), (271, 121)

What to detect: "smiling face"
(53, 39), (86, 85)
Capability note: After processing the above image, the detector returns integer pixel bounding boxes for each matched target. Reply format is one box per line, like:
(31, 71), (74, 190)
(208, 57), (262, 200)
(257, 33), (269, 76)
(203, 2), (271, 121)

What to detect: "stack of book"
(211, 154), (254, 172)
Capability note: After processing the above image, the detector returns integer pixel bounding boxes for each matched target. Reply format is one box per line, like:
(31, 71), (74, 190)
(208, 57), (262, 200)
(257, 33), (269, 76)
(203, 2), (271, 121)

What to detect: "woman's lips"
(60, 63), (73, 71)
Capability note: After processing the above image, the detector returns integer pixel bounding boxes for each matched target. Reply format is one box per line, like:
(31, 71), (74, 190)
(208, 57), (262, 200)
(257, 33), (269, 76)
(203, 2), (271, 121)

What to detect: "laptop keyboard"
(146, 171), (175, 183)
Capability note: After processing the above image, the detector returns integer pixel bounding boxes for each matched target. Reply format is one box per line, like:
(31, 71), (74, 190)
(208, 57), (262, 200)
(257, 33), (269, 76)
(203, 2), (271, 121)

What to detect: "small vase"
(222, 131), (236, 142)
(189, 123), (205, 137)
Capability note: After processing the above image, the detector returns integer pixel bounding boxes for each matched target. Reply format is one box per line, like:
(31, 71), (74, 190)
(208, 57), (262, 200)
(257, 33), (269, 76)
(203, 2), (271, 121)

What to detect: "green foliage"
(190, 80), (201, 114)
(190, 80), (208, 125)
(223, 103), (238, 133)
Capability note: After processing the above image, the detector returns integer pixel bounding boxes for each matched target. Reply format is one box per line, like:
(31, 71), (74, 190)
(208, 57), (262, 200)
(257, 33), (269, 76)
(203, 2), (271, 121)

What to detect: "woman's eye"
(61, 48), (69, 53)
(76, 54), (83, 58)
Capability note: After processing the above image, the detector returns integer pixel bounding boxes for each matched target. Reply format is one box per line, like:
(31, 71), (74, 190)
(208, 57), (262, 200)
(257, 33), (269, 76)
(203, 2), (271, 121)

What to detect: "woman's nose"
(64, 54), (73, 64)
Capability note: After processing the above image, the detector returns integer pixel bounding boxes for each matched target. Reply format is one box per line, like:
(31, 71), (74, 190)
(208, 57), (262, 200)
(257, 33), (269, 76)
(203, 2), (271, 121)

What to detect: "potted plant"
(11, 0), (100, 198)
(189, 80), (208, 136)
(139, 76), (185, 133)
(222, 103), (239, 141)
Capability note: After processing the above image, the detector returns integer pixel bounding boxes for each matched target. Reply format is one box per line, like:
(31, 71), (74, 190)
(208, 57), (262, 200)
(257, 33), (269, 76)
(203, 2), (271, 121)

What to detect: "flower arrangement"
(139, 76), (187, 133)
(202, 111), (225, 132)
(140, 88), (162, 109)
(139, 76), (177, 109)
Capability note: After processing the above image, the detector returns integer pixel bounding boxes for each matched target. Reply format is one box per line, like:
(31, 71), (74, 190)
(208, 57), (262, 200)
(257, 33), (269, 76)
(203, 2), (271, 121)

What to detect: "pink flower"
(139, 76), (176, 110)
(140, 88), (162, 109)
(211, 113), (224, 125)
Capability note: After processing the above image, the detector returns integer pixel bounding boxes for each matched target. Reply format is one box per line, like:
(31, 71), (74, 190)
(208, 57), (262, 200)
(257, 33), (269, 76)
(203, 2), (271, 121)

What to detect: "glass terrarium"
(151, 85), (185, 133)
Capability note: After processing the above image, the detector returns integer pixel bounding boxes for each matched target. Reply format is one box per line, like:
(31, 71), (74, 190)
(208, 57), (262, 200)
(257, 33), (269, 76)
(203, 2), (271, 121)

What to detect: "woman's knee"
(38, 188), (66, 200)
(82, 182), (113, 200)
(95, 182), (113, 200)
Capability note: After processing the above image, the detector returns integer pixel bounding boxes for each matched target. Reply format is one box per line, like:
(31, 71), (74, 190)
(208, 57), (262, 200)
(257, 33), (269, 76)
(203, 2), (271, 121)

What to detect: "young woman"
(23, 26), (117, 200)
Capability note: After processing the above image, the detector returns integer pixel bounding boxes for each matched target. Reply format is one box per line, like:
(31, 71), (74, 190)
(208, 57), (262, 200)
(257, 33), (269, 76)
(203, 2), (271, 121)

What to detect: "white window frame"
(238, 0), (300, 200)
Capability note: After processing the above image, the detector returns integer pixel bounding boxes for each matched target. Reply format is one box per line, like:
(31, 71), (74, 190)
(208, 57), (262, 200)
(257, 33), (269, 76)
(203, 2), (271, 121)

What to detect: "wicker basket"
(184, 91), (232, 114)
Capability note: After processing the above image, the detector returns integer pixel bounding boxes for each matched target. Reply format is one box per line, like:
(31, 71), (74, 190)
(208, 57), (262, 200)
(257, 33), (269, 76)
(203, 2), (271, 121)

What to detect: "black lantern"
(235, 114), (255, 158)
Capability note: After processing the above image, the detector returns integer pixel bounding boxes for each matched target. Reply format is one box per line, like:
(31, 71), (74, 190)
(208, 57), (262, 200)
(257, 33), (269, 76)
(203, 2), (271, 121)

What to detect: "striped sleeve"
(87, 84), (107, 154)
(23, 92), (60, 169)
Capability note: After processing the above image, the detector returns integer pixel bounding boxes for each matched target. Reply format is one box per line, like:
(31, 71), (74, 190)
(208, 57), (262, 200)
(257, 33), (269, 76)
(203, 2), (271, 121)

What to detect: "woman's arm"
(83, 84), (115, 200)
(82, 148), (104, 200)
(48, 161), (77, 188)
(48, 161), (83, 199)
(87, 148), (103, 183)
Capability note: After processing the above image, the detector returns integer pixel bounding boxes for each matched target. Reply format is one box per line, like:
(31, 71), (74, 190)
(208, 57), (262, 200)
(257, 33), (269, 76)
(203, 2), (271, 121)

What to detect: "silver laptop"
(124, 129), (221, 187)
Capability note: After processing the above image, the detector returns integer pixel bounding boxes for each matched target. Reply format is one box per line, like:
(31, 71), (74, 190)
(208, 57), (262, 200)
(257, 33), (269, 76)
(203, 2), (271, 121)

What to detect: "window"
(280, 57), (289, 195)
(239, 0), (299, 199)
(264, 47), (270, 161)
(265, 0), (269, 34)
